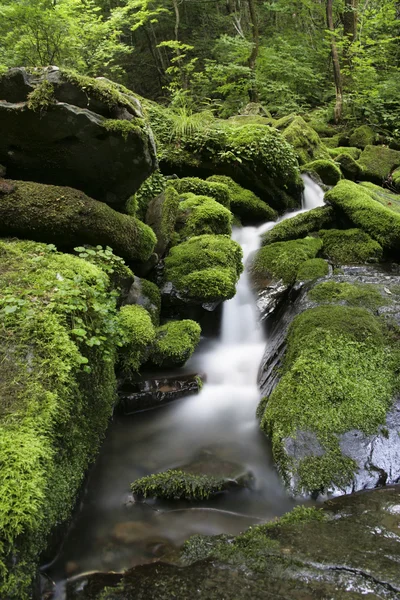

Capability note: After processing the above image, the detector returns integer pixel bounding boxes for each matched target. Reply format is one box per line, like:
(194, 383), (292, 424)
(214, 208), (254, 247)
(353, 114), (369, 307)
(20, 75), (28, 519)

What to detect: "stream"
(45, 175), (325, 599)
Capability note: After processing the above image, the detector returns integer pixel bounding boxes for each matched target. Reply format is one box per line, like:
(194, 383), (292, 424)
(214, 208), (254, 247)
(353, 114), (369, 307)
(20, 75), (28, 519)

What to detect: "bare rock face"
(0, 67), (157, 209)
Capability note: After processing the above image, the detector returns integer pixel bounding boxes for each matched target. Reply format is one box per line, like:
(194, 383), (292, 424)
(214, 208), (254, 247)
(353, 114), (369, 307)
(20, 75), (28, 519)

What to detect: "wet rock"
(0, 67), (157, 208)
(112, 521), (158, 545)
(116, 372), (203, 414)
(179, 450), (255, 490)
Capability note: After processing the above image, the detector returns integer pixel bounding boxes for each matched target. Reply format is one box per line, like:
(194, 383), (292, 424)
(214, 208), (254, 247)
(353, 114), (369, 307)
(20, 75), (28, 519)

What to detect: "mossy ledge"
(0, 240), (118, 599)
(261, 206), (335, 245)
(319, 228), (383, 265)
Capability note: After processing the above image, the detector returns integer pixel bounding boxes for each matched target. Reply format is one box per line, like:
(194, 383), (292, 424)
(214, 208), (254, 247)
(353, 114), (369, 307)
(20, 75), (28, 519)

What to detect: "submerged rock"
(0, 67), (157, 207)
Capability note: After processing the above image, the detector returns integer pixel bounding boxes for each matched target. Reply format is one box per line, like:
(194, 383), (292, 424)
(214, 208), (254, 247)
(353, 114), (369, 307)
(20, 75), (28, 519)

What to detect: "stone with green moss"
(334, 152), (363, 181)
(319, 228), (383, 265)
(262, 206), (335, 245)
(358, 145), (400, 183)
(328, 146), (361, 160)
(349, 125), (376, 149)
(302, 159), (341, 185)
(124, 277), (161, 326)
(164, 234), (243, 303)
(393, 167), (400, 192)
(251, 237), (322, 286)
(0, 179), (156, 263)
(207, 175), (277, 223)
(170, 177), (231, 208)
(0, 239), (118, 599)
(145, 184), (179, 257)
(360, 180), (400, 212)
(133, 171), (167, 221)
(309, 281), (387, 311)
(175, 194), (232, 241)
(131, 470), (223, 501)
(149, 319), (201, 368)
(0, 67), (157, 208)
(117, 305), (156, 375)
(325, 180), (400, 251)
(277, 115), (330, 165)
(296, 258), (329, 281)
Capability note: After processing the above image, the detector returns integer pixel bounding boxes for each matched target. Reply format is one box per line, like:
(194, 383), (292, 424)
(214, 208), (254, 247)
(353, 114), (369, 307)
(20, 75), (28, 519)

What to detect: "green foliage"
(26, 79), (55, 111)
(262, 206), (335, 245)
(302, 159), (342, 186)
(171, 177), (231, 209)
(176, 194), (232, 241)
(251, 237), (322, 285)
(117, 305), (155, 374)
(319, 228), (383, 265)
(358, 145), (400, 183)
(133, 171), (167, 221)
(150, 320), (201, 368)
(309, 281), (387, 311)
(0, 239), (117, 599)
(296, 258), (329, 281)
(131, 469), (223, 501)
(259, 305), (397, 495)
(164, 234), (243, 302)
(207, 175), (277, 223)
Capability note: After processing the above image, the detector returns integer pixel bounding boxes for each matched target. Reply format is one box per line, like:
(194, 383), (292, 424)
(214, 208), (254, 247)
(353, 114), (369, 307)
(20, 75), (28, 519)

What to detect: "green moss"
(207, 175), (277, 223)
(134, 171), (167, 221)
(103, 119), (143, 141)
(309, 281), (387, 311)
(259, 305), (396, 494)
(251, 237), (322, 285)
(164, 234), (243, 302)
(117, 305), (156, 374)
(131, 469), (223, 501)
(360, 181), (400, 213)
(302, 159), (342, 185)
(0, 180), (157, 262)
(26, 80), (55, 112)
(140, 279), (161, 326)
(296, 258), (329, 281)
(334, 153), (363, 181)
(349, 125), (376, 149)
(393, 167), (400, 192)
(325, 180), (400, 251)
(150, 319), (201, 368)
(171, 177), (231, 209)
(262, 206), (334, 245)
(319, 228), (383, 265)
(280, 116), (329, 165)
(358, 145), (400, 183)
(176, 194), (232, 241)
(0, 240), (118, 599)
(328, 147), (361, 160)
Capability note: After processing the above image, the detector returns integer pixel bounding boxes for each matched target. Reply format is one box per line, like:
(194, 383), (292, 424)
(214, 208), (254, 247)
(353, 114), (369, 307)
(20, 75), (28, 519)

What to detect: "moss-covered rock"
(277, 115), (329, 165)
(334, 152), (363, 181)
(117, 305), (156, 375)
(0, 240), (118, 599)
(296, 258), (329, 281)
(207, 175), (277, 223)
(251, 237), (322, 286)
(319, 228), (383, 265)
(149, 319), (201, 368)
(349, 125), (376, 149)
(0, 179), (156, 262)
(131, 470), (223, 500)
(259, 304), (397, 496)
(134, 171), (167, 221)
(325, 180), (400, 251)
(393, 167), (400, 192)
(170, 177), (231, 208)
(175, 194), (232, 241)
(360, 181), (400, 212)
(145, 184), (179, 257)
(328, 146), (361, 160)
(164, 234), (243, 303)
(262, 206), (335, 245)
(302, 159), (341, 185)
(309, 281), (387, 311)
(358, 145), (400, 183)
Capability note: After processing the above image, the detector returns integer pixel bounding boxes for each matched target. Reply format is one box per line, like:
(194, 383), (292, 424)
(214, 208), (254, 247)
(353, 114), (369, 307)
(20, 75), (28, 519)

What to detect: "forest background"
(0, 0), (399, 140)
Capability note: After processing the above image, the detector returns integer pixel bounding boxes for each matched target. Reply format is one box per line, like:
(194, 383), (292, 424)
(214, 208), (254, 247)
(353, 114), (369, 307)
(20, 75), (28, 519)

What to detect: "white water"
(47, 175), (325, 597)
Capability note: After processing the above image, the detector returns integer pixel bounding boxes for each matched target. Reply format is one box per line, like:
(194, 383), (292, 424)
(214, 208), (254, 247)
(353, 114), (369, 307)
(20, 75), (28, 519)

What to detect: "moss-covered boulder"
(276, 115), (329, 165)
(261, 206), (335, 245)
(325, 180), (400, 251)
(334, 152), (363, 181)
(349, 125), (376, 149)
(149, 319), (201, 368)
(360, 181), (400, 212)
(170, 177), (230, 208)
(145, 184), (179, 257)
(163, 234), (243, 304)
(296, 258), (329, 281)
(0, 240), (118, 599)
(123, 276), (161, 326)
(175, 194), (232, 241)
(251, 237), (322, 287)
(0, 67), (157, 208)
(393, 167), (400, 191)
(302, 159), (342, 185)
(319, 228), (383, 265)
(328, 146), (361, 160)
(0, 179), (156, 262)
(207, 175), (277, 223)
(358, 145), (400, 183)
(117, 305), (156, 375)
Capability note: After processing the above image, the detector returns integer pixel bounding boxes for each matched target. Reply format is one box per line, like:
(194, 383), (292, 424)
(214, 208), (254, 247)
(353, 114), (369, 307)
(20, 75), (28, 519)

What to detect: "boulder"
(0, 179), (156, 262)
(145, 185), (179, 257)
(0, 67), (157, 208)
(358, 145), (400, 183)
(349, 124), (376, 149)
(261, 206), (336, 245)
(275, 115), (330, 165)
(302, 159), (342, 185)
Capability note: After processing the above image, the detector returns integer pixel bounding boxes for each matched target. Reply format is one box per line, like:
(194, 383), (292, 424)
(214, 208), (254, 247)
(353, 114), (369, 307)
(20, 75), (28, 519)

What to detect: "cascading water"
(46, 174), (325, 599)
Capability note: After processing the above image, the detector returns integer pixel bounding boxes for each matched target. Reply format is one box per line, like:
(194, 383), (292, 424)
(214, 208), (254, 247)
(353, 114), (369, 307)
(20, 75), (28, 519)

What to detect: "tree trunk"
(343, 0), (358, 41)
(247, 0), (259, 102)
(326, 0), (343, 123)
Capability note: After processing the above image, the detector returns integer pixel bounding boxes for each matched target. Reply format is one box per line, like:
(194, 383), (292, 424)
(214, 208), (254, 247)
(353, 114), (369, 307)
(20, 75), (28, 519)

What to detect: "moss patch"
(0, 240), (118, 599)
(280, 116), (329, 165)
(251, 237), (322, 285)
(358, 145), (400, 183)
(360, 181), (400, 213)
(0, 180), (156, 263)
(171, 177), (230, 209)
(349, 125), (376, 149)
(117, 305), (156, 375)
(131, 470), (223, 501)
(134, 171), (167, 221)
(328, 147), (361, 160)
(309, 281), (387, 311)
(302, 159), (341, 186)
(297, 258), (329, 281)
(319, 228), (383, 265)
(150, 320), (201, 368)
(334, 153), (363, 181)
(140, 279), (161, 326)
(27, 80), (55, 112)
(262, 206), (334, 245)
(176, 194), (232, 241)
(164, 234), (243, 302)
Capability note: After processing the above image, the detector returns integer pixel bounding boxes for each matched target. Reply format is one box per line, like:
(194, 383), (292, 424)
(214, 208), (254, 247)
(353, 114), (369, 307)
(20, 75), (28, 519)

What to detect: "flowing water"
(46, 175), (325, 598)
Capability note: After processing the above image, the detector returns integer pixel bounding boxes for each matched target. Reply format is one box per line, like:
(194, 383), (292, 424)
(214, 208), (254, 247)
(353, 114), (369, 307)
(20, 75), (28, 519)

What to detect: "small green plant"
(27, 80), (55, 112)
(131, 469), (223, 500)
